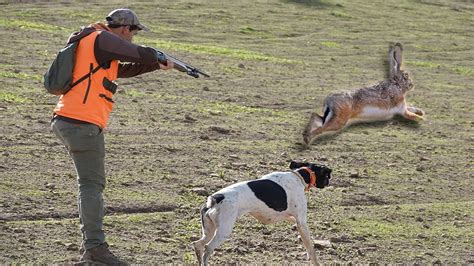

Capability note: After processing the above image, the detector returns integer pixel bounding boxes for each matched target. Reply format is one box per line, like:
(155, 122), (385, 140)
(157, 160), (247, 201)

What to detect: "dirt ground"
(0, 0), (473, 264)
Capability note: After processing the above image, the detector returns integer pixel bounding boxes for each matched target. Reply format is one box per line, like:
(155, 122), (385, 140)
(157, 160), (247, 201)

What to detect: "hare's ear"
(389, 43), (403, 79)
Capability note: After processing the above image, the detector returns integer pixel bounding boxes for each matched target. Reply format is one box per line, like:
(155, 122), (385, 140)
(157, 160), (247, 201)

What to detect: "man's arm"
(117, 62), (160, 78)
(94, 30), (162, 78)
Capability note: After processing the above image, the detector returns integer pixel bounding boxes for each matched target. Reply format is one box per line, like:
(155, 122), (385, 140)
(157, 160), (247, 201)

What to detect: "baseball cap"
(106, 8), (150, 31)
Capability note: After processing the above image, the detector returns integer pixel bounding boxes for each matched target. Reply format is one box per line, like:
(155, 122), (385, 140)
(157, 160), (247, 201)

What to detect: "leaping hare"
(303, 43), (425, 146)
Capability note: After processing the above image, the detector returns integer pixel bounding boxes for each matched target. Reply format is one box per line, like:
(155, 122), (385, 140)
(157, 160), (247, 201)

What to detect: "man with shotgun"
(48, 8), (208, 265)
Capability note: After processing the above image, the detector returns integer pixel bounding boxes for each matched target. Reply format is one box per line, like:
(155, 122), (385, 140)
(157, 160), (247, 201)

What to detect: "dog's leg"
(202, 213), (237, 266)
(296, 215), (319, 266)
(193, 210), (216, 265)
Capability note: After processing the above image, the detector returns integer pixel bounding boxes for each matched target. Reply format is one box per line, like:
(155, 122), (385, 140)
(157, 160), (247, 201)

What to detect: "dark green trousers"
(51, 118), (106, 250)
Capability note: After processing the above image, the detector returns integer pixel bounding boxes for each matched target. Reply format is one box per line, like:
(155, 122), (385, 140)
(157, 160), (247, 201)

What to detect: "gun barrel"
(155, 49), (209, 78)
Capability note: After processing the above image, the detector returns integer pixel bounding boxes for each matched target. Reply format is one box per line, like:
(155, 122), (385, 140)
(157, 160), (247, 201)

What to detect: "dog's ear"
(289, 161), (298, 170)
(289, 161), (303, 170)
(326, 168), (332, 179)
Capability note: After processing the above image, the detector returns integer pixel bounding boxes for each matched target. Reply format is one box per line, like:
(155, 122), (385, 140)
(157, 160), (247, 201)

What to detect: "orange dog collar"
(300, 167), (317, 192)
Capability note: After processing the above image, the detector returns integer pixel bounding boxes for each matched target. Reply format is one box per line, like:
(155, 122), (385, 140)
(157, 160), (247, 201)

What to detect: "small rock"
(416, 234), (427, 239)
(199, 135), (210, 140)
(208, 110), (221, 116)
(230, 162), (247, 168)
(202, 86), (210, 91)
(210, 126), (230, 134)
(313, 240), (332, 249)
(349, 172), (359, 178)
(453, 221), (463, 227)
(233, 246), (247, 254)
(45, 183), (55, 189)
(65, 243), (78, 251)
(416, 165), (425, 172)
(191, 187), (208, 196)
(238, 63), (245, 69)
(184, 114), (197, 122)
(13, 228), (26, 233)
(154, 237), (178, 243)
(189, 236), (200, 241)
(420, 156), (431, 161)
(416, 217), (424, 222)
(330, 235), (352, 243)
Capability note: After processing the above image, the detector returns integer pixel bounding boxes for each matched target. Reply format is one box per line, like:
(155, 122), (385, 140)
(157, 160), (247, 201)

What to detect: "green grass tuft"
(320, 41), (340, 48)
(0, 92), (31, 103)
(0, 71), (42, 81)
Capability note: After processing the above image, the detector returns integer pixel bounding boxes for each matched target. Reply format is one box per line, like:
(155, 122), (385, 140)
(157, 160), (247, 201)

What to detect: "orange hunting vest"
(54, 31), (118, 129)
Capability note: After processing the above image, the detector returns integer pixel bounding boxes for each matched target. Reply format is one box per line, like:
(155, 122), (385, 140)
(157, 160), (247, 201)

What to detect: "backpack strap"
(68, 63), (104, 90)
(65, 28), (105, 92)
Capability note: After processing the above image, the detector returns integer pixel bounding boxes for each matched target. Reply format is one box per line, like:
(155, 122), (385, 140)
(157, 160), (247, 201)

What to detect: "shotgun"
(155, 49), (210, 78)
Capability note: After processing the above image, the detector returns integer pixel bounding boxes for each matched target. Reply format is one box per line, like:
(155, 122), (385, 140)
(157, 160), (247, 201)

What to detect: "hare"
(303, 43), (425, 146)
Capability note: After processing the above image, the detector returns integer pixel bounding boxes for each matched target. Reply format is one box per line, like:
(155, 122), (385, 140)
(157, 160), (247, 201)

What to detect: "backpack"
(43, 31), (101, 95)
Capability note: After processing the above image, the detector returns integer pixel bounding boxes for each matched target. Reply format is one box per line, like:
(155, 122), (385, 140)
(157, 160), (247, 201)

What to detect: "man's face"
(122, 26), (138, 42)
(111, 26), (138, 42)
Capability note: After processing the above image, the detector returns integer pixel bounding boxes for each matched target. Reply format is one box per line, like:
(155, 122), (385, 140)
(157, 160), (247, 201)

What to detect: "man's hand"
(159, 60), (174, 70)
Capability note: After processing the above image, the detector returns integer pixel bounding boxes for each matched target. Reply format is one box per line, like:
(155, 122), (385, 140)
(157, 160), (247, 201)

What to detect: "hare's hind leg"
(407, 106), (425, 117)
(402, 104), (425, 122)
(304, 108), (349, 146)
(303, 112), (324, 145)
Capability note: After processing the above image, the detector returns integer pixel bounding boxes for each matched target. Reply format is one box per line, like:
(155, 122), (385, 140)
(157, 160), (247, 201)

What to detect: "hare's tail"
(321, 104), (332, 125)
(321, 105), (331, 125)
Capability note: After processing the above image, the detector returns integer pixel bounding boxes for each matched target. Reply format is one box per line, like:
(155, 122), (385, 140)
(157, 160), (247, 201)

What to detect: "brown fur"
(303, 43), (425, 146)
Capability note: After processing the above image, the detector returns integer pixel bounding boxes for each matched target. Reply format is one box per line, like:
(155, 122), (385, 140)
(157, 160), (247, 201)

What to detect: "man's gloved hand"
(159, 60), (174, 70)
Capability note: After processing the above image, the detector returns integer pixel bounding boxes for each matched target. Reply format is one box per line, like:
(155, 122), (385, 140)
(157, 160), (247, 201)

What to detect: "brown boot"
(77, 243), (129, 265)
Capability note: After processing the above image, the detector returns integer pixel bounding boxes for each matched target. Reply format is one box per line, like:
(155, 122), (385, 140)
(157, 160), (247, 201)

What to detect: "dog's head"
(289, 161), (332, 188)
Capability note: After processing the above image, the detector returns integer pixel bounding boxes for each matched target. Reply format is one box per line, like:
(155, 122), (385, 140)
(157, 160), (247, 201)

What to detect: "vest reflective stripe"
(54, 31), (118, 129)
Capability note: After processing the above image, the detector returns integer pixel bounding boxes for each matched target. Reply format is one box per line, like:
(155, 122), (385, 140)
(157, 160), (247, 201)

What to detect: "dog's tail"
(201, 193), (225, 225)
(206, 193), (225, 208)
(199, 203), (209, 226)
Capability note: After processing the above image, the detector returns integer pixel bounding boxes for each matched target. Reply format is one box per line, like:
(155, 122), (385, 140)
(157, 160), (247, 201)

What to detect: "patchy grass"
(0, 71), (42, 81)
(0, 18), (65, 32)
(0, 92), (31, 103)
(320, 41), (341, 48)
(140, 38), (303, 64)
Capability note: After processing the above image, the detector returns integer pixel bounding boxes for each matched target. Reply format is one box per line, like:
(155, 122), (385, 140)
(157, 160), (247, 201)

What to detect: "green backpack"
(43, 33), (101, 95)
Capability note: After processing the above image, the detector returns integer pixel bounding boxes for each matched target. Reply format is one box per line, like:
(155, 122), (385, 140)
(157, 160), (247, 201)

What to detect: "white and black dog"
(192, 161), (332, 265)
